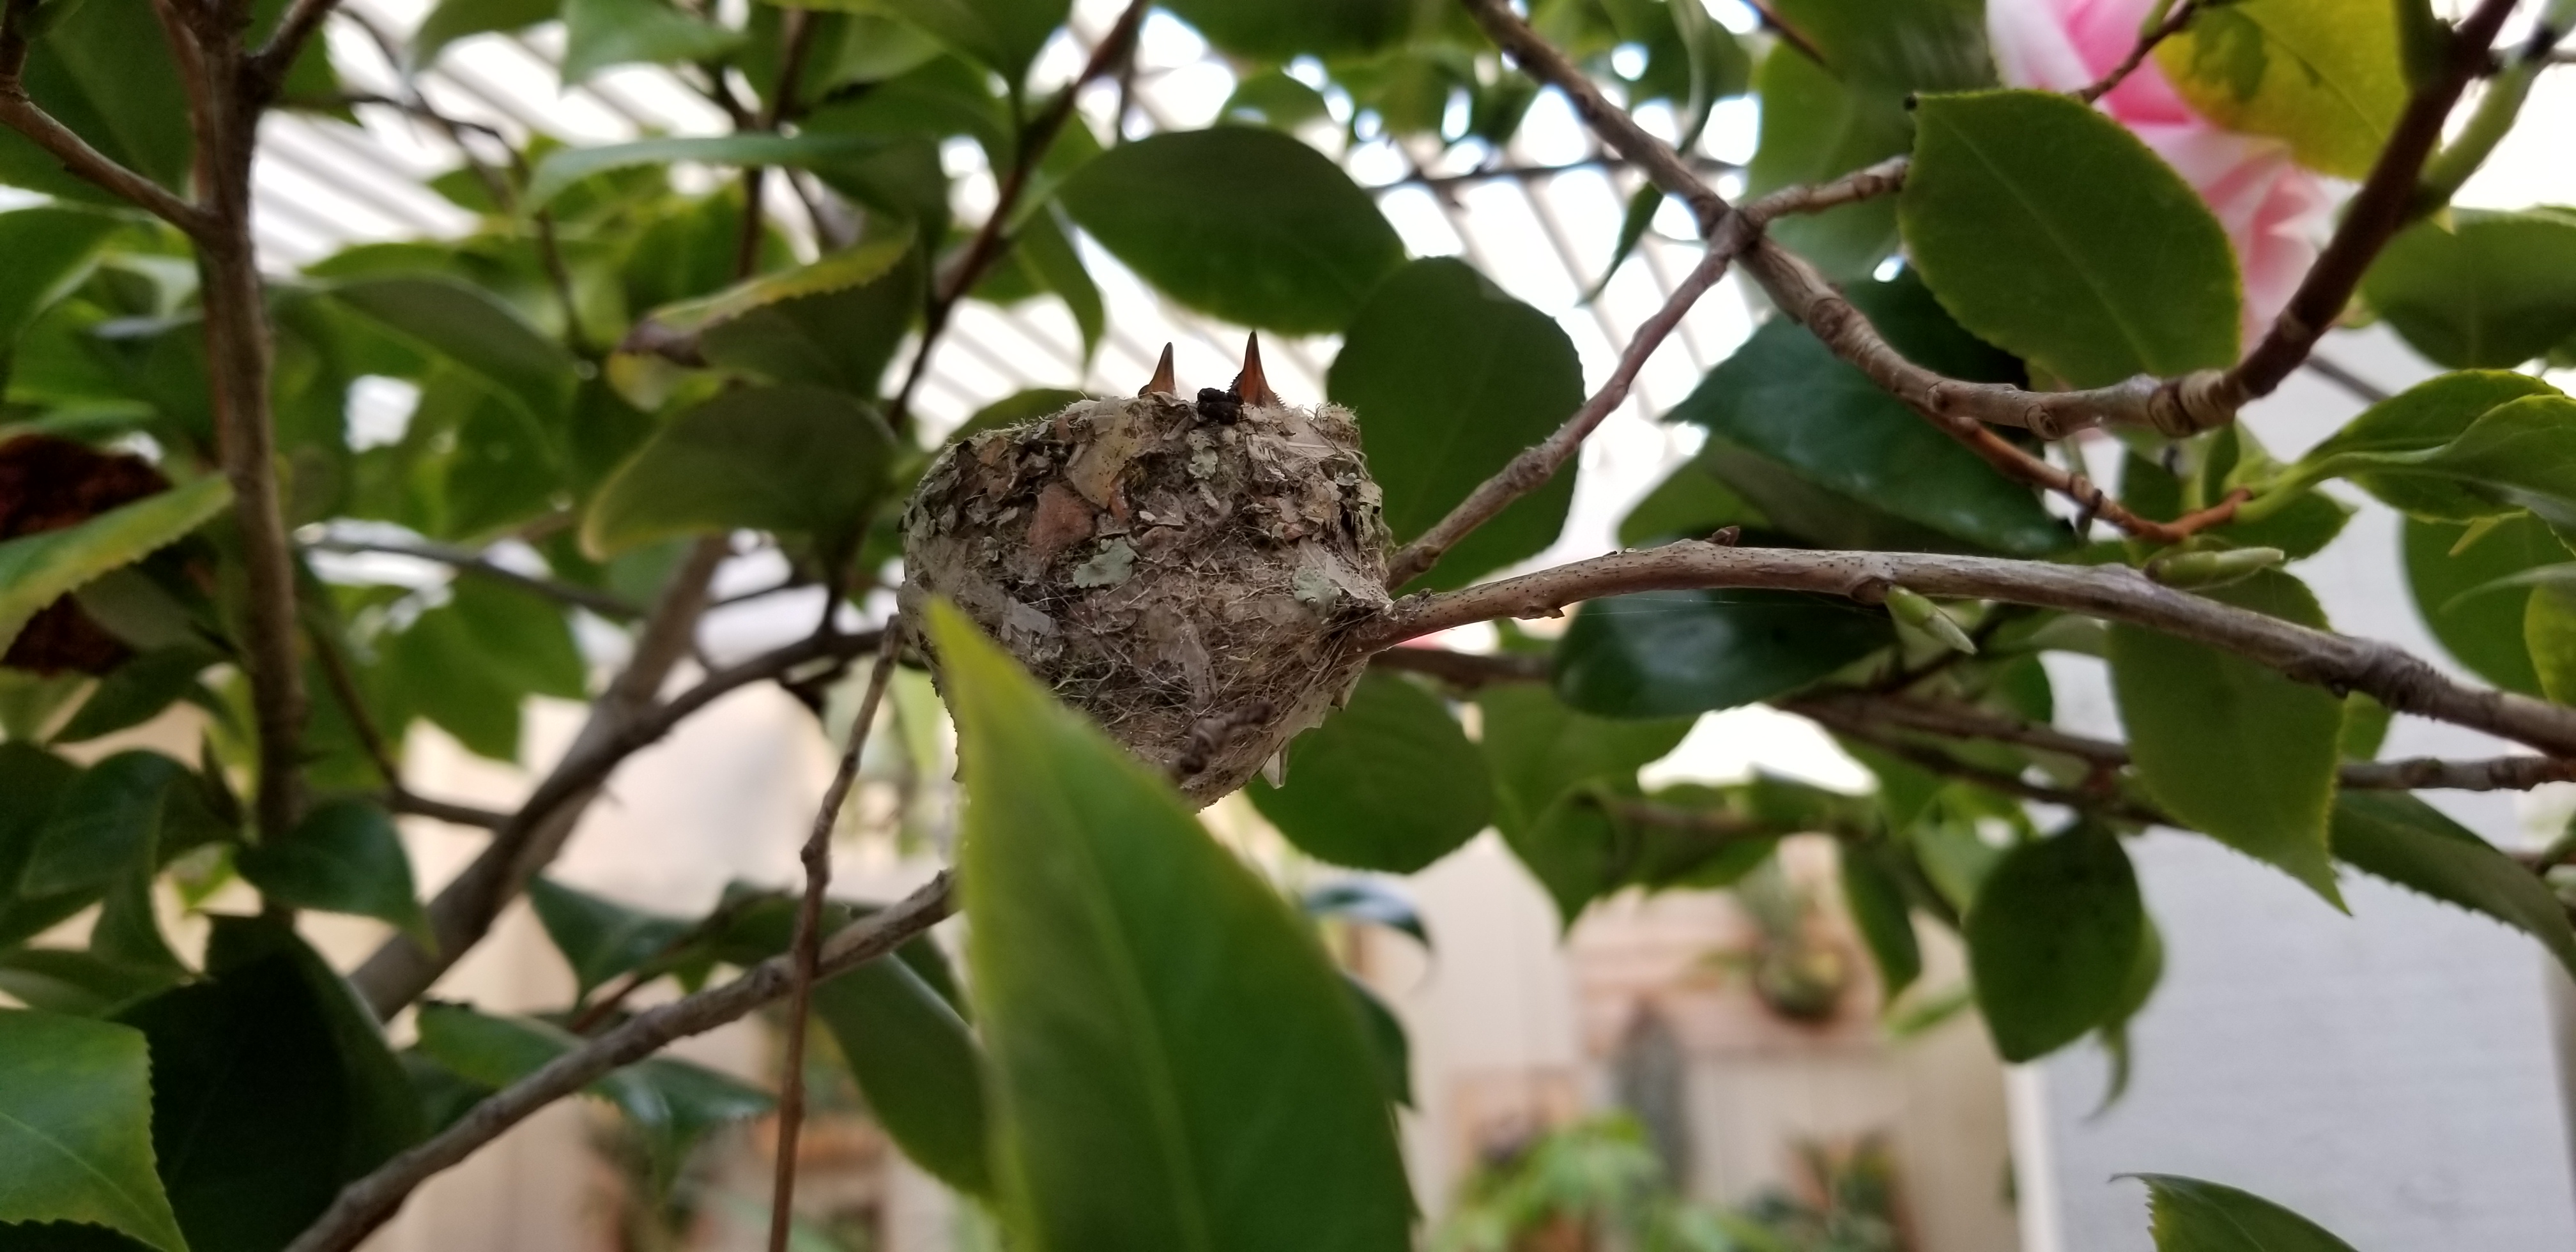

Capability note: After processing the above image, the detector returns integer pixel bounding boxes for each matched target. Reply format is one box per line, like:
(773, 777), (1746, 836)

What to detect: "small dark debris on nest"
(900, 335), (1392, 805)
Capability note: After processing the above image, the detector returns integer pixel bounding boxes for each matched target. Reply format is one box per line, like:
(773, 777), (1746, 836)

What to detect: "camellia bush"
(3, 0), (2576, 1246)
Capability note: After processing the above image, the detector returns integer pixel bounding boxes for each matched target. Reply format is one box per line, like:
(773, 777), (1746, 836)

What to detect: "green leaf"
(237, 800), (430, 940)
(118, 920), (422, 1252)
(1555, 589), (1890, 718)
(526, 876), (691, 1000)
(1328, 257), (1583, 588)
(1062, 126), (1405, 336)
(410, 0), (561, 69)
(526, 133), (912, 212)
(643, 228), (916, 336)
(50, 647), (219, 746)
(928, 600), (1413, 1250)
(1768, 0), (1993, 92)
(2304, 372), (2564, 523)
(1667, 272), (2062, 556)
(23, 752), (187, 897)
(0, 0), (192, 202)
(2110, 571), (2344, 904)
(2363, 211), (2576, 369)
(2529, 581), (2576, 705)
(0, 745), (91, 949)
(812, 951), (994, 1196)
(2403, 514), (2563, 695)
(1341, 974), (1411, 1108)
(1475, 683), (1692, 838)
(2156, 0), (2406, 179)
(381, 580), (587, 763)
(0, 949), (180, 1018)
(1839, 844), (1920, 1004)
(561, 0), (743, 84)
(583, 385), (895, 557)
(1161, 0), (1403, 60)
(1966, 825), (2145, 1062)
(698, 245), (924, 400)
(1745, 48), (1912, 279)
(1900, 90), (2241, 388)
(866, 0), (1068, 83)
(0, 478), (230, 657)
(0, 209), (121, 345)
(1247, 671), (1493, 873)
(2331, 791), (2576, 979)
(0, 1011), (187, 1252)
(2301, 393), (2576, 538)
(2132, 1173), (2361, 1252)
(326, 277), (576, 420)
(1223, 71), (1335, 130)
(412, 1004), (767, 1195)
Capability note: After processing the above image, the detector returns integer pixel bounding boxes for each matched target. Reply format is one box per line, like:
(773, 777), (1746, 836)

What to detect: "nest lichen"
(900, 348), (1393, 804)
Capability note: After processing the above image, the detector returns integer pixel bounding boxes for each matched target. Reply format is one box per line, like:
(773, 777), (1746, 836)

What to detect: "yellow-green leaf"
(2158, 0), (2406, 179)
(0, 478), (229, 657)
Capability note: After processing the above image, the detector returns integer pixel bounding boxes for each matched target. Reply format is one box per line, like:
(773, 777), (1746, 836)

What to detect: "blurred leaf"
(2403, 514), (2563, 695)
(2110, 571), (2343, 904)
(1556, 589), (1889, 718)
(0, 949), (180, 1018)
(585, 385), (894, 558)
(326, 277), (576, 420)
(1342, 974), (1412, 1108)
(2304, 394), (2576, 535)
(813, 950), (994, 1195)
(699, 245), (924, 399)
(1300, 880), (1430, 949)
(868, 0), (1068, 83)
(1248, 672), (1493, 873)
(2133, 1173), (2361, 1251)
(382, 581), (585, 763)
(238, 800), (430, 940)
(2094, 914), (2163, 1107)
(1747, 49), (1912, 279)
(645, 228), (915, 335)
(118, 919), (422, 1252)
(1583, 185), (1665, 303)
(1476, 683), (1692, 838)
(23, 751), (187, 897)
(1163, 0), (1404, 60)
(2531, 580), (2576, 705)
(2157, 0), (2405, 179)
(0, 745), (94, 947)
(528, 133), (914, 211)
(0, 209), (121, 345)
(1616, 458), (1759, 546)
(1839, 844), (1920, 1004)
(527, 876), (692, 999)
(0, 0), (192, 202)
(410, 0), (561, 68)
(929, 600), (1413, 1250)
(0, 1011), (187, 1252)
(1901, 90), (2240, 388)
(1329, 257), (1582, 588)
(1062, 126), (1405, 335)
(50, 646), (218, 745)
(2363, 211), (2576, 369)
(1967, 825), (2144, 1062)
(2331, 791), (2576, 979)
(2340, 692), (2391, 759)
(562, 0), (744, 84)
(0, 478), (230, 657)
(90, 865), (186, 984)
(2302, 370), (2562, 520)
(1768, 0), (1993, 92)
(1223, 71), (1334, 129)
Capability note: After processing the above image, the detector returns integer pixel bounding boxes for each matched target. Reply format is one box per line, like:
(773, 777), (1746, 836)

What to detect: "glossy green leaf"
(0, 478), (230, 657)
(929, 600), (1413, 1251)
(1248, 671), (1493, 873)
(2157, 0), (2405, 179)
(1768, 0), (1993, 91)
(410, 0), (560, 68)
(118, 920), (422, 1252)
(1616, 458), (1759, 546)
(2133, 1173), (2361, 1252)
(1062, 126), (1404, 335)
(584, 385), (895, 557)
(50, 646), (218, 745)
(1901, 90), (2241, 388)
(326, 277), (576, 419)
(812, 951), (993, 1196)
(1162, 0), (1403, 60)
(561, 0), (743, 84)
(2110, 571), (2344, 904)
(1556, 589), (1890, 718)
(1329, 258), (1582, 587)
(238, 800), (430, 940)
(0, 1011), (186, 1252)
(1476, 683), (1693, 838)
(1745, 48), (1912, 279)
(2303, 371), (2563, 521)
(91, 865), (188, 986)
(23, 752), (187, 897)
(527, 133), (911, 211)
(382, 581), (588, 763)
(2363, 211), (2576, 369)
(2331, 791), (2576, 979)
(1668, 273), (2063, 556)
(2403, 514), (2563, 696)
(0, 209), (121, 345)
(1840, 844), (1920, 1004)
(867, 0), (1068, 82)
(413, 1004), (768, 1194)
(526, 876), (691, 1000)
(1223, 72), (1335, 130)
(699, 245), (924, 399)
(643, 228), (915, 336)
(1966, 825), (2145, 1062)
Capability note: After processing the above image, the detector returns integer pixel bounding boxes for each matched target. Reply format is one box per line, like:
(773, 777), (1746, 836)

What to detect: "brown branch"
(384, 791), (511, 829)
(1360, 540), (2576, 760)
(0, 0), (212, 236)
(884, 0), (1149, 434)
(1816, 711), (2172, 824)
(2075, 0), (2204, 104)
(1741, 155), (1911, 222)
(1370, 154), (1740, 194)
(766, 625), (902, 1252)
(732, 7), (820, 280)
(303, 535), (646, 620)
(249, 0), (342, 99)
(284, 873), (957, 1252)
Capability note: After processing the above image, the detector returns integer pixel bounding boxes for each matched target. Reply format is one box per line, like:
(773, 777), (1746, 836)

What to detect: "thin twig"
(732, 8), (820, 280)
(1820, 713), (2172, 824)
(1369, 154), (1738, 194)
(2302, 355), (2393, 404)
(766, 625), (904, 1252)
(250, 0), (343, 96)
(885, 0), (1149, 434)
(284, 873), (957, 1252)
(1361, 539), (2576, 760)
(2075, 0), (2203, 104)
(385, 791), (512, 829)
(304, 535), (646, 619)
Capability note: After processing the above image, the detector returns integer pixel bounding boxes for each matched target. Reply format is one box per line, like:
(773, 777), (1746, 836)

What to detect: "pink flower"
(1986, 0), (2338, 340)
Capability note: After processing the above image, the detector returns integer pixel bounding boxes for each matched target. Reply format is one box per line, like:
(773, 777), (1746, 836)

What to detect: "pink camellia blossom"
(1986, 0), (2339, 340)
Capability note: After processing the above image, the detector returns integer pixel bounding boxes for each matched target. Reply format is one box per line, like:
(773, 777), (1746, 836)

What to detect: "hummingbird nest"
(900, 337), (1393, 804)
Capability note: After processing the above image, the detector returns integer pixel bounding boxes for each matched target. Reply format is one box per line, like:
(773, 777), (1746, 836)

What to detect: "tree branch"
(249, 0), (341, 98)
(303, 535), (646, 620)
(1359, 540), (2576, 760)
(285, 872), (957, 1252)
(0, 0), (212, 236)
